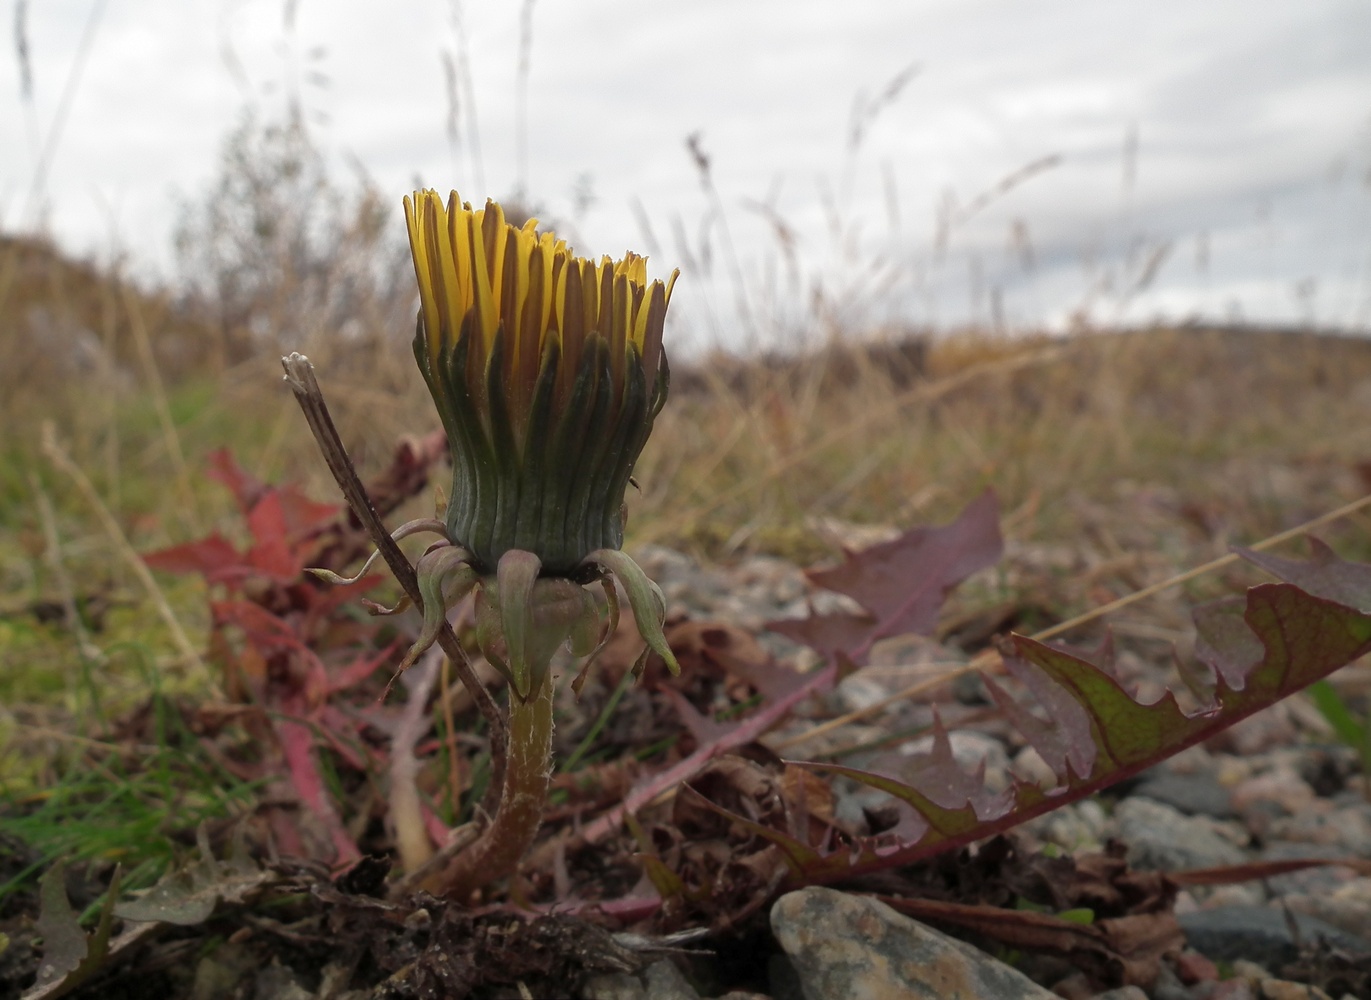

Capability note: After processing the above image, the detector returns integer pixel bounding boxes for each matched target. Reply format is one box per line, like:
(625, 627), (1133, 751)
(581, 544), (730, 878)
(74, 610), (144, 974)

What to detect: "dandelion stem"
(421, 680), (554, 898)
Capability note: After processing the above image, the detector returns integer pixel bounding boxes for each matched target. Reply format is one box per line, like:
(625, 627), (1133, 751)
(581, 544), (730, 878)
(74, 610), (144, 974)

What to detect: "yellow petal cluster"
(404, 189), (675, 408)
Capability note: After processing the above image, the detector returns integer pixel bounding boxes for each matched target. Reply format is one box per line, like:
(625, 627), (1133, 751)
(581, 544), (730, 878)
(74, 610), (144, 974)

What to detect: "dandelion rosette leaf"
(28, 862), (122, 999)
(782, 572), (1371, 886)
(674, 511), (1371, 894)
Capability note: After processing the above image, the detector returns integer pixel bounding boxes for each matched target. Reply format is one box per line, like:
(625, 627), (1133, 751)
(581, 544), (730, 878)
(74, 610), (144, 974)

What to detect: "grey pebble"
(1089, 988), (1150, 1000)
(1112, 797), (1248, 872)
(1177, 906), (1371, 970)
(579, 971), (647, 1000)
(646, 959), (705, 1000)
(771, 885), (1059, 1000)
(1148, 962), (1202, 1000)
(1131, 770), (1236, 819)
(581, 960), (702, 1000)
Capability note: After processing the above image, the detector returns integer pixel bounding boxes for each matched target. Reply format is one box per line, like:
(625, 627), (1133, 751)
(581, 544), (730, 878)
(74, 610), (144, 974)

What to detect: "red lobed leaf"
(985, 651), (1096, 783)
(142, 534), (247, 582)
(776, 569), (1371, 887)
(765, 611), (876, 667)
(206, 447), (268, 514)
(578, 662), (840, 846)
(212, 599), (308, 658)
(768, 490), (1003, 665)
(245, 490), (303, 582)
(320, 641), (401, 698)
(658, 686), (736, 748)
(1192, 596), (1260, 691)
(676, 782), (823, 874)
(275, 717), (363, 863)
(274, 488), (340, 538)
(1234, 537), (1371, 612)
(807, 488), (1002, 636)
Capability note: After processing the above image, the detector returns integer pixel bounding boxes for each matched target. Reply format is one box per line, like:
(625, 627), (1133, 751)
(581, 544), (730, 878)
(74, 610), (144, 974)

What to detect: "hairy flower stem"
(421, 680), (555, 899)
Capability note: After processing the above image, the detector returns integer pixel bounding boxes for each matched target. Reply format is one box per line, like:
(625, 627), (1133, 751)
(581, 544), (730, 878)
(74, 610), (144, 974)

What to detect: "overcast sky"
(3, 0), (1370, 350)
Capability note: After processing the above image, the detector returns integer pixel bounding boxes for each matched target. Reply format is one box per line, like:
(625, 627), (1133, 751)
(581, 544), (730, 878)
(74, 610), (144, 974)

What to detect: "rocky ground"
(3, 543), (1369, 1000)
(586, 544), (1371, 1000)
(8, 345), (1371, 998)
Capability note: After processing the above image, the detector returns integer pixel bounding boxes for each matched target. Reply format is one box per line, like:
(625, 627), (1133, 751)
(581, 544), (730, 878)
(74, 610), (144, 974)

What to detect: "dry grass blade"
(121, 280), (200, 534)
(390, 647), (444, 873)
(1032, 490), (1371, 644)
(27, 470), (105, 665)
(638, 340), (1070, 546)
(40, 420), (210, 684)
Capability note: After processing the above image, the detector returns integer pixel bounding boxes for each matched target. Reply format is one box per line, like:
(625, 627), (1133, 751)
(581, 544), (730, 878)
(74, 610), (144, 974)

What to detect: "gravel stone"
(1177, 906), (1371, 970)
(1089, 988), (1151, 1000)
(1132, 770), (1237, 819)
(581, 960), (702, 1000)
(771, 886), (1060, 999)
(1111, 797), (1248, 872)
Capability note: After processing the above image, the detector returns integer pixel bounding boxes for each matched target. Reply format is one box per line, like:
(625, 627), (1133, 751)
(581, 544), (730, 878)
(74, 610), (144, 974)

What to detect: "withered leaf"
(768, 490), (1003, 665)
(25, 862), (122, 1000)
(113, 826), (273, 926)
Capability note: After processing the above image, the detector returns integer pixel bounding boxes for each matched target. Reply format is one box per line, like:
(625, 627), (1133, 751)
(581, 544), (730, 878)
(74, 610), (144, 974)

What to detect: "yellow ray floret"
(404, 189), (677, 394)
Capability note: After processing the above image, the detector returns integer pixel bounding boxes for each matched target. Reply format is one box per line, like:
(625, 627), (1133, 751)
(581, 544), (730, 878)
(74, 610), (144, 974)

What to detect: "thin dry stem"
(439, 654), (466, 823)
(28, 470), (105, 665)
(636, 340), (1070, 546)
(1031, 490), (1371, 644)
(123, 280), (200, 534)
(769, 660), (976, 753)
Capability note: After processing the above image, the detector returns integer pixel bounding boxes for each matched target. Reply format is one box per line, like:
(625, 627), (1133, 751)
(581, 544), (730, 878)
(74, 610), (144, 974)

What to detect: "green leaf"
(1307, 679), (1367, 749)
(495, 549), (543, 699)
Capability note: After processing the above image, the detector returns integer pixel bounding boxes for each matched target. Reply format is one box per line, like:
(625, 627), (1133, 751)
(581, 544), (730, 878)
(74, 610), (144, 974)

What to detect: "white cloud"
(2, 0), (1368, 346)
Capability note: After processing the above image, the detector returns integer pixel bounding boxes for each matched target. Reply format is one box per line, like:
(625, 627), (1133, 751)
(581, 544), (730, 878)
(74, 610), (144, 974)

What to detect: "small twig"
(280, 353), (508, 797)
